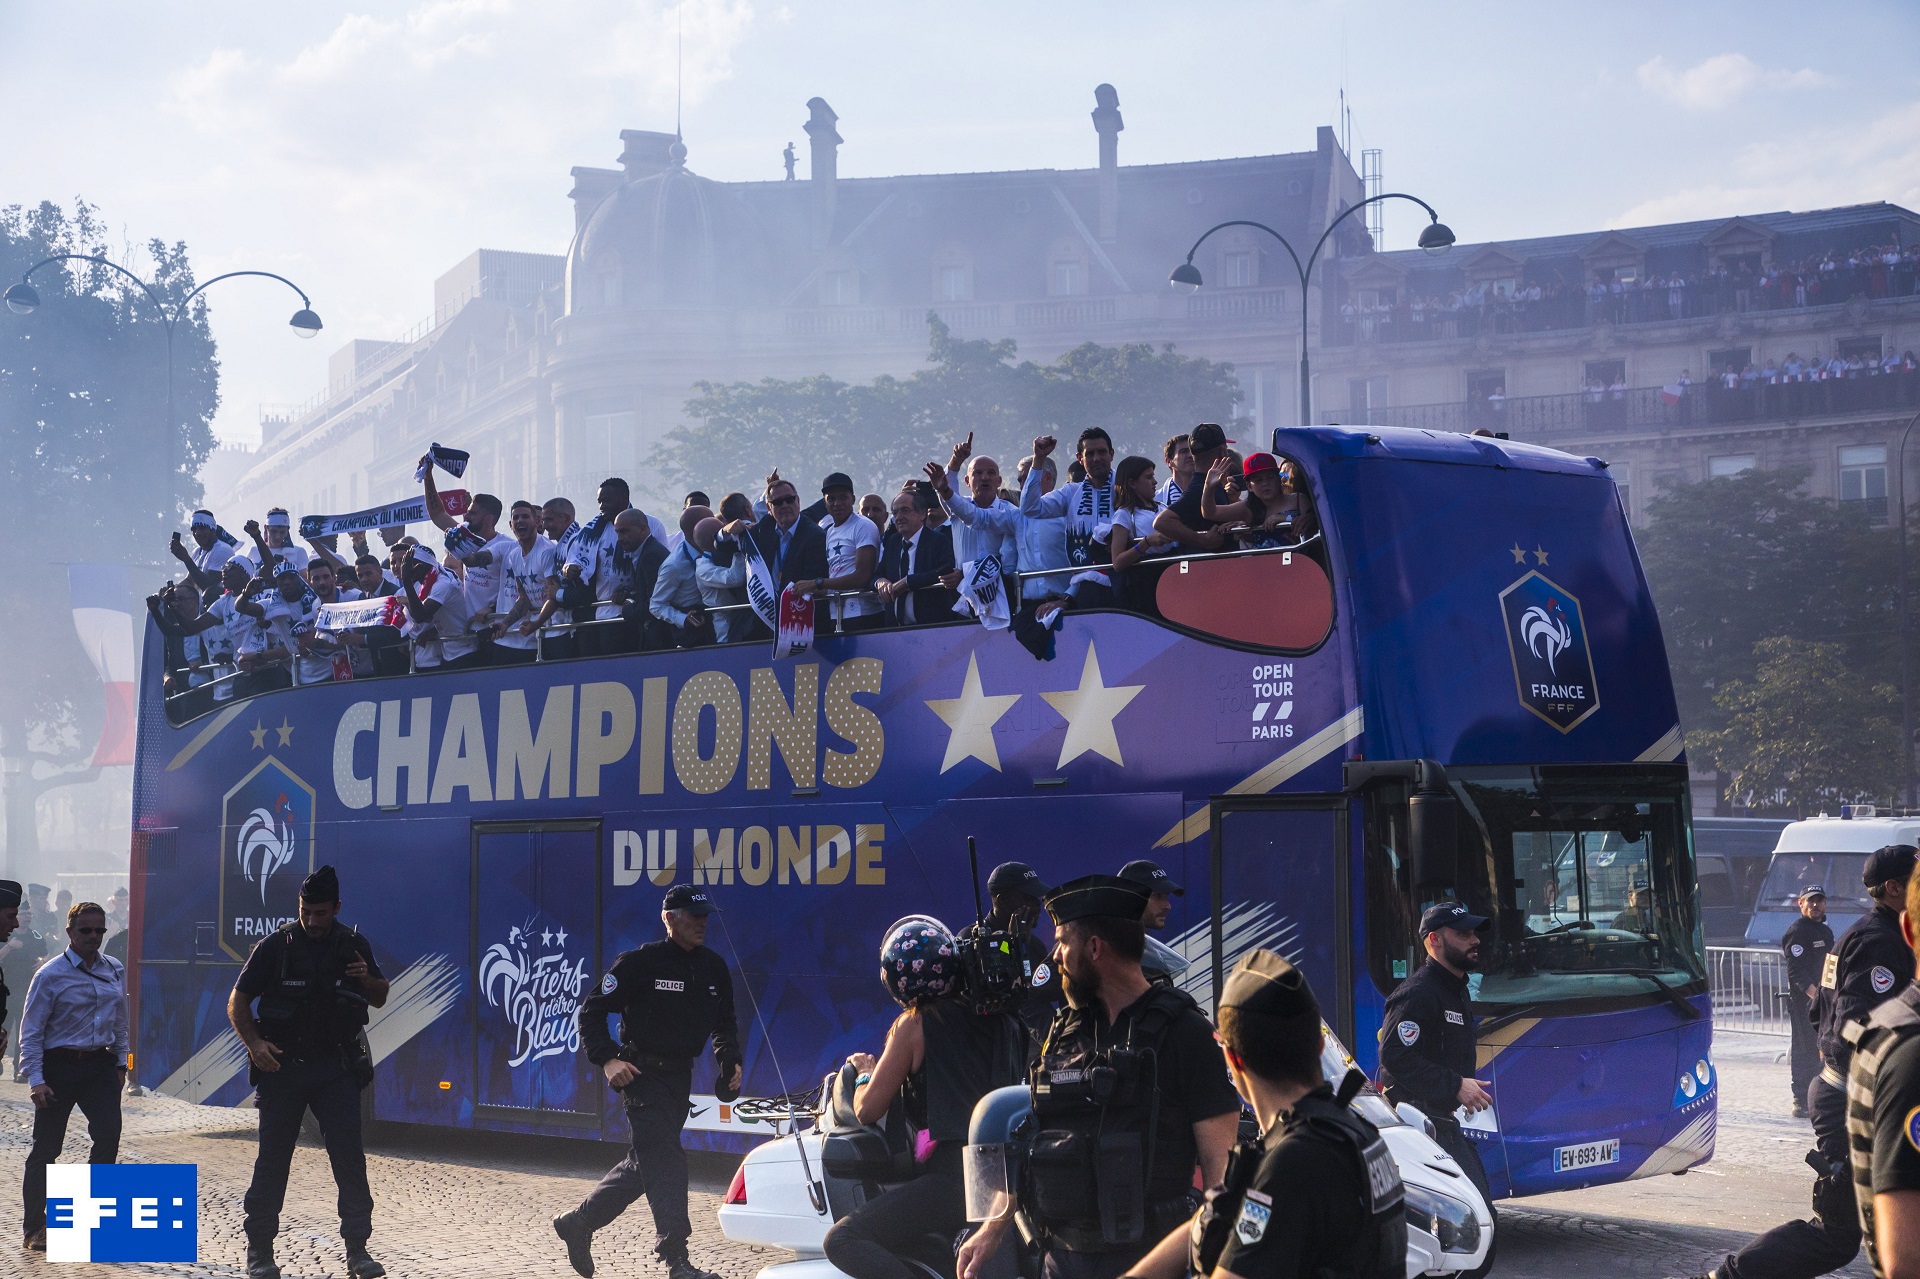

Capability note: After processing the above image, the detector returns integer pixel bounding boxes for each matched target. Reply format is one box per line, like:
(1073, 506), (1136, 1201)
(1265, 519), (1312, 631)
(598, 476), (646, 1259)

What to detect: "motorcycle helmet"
(880, 915), (964, 1008)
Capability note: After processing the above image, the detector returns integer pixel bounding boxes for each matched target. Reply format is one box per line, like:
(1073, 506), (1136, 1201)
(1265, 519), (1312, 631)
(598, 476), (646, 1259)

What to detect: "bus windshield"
(1755, 854), (1872, 912)
(1454, 765), (1702, 1008)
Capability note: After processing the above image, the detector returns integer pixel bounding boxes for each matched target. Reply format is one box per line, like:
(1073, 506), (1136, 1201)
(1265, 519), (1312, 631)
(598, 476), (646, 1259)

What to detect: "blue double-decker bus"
(129, 424), (1708, 1199)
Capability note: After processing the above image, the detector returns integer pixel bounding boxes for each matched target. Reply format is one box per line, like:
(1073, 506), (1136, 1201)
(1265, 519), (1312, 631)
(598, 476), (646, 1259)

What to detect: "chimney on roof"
(619, 129), (682, 180)
(1092, 84), (1124, 243)
(804, 97), (842, 250)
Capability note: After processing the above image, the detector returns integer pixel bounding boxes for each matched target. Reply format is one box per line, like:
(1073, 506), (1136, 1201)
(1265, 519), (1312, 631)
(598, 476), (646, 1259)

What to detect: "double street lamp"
(1170, 192), (1455, 427)
(3, 255), (321, 520)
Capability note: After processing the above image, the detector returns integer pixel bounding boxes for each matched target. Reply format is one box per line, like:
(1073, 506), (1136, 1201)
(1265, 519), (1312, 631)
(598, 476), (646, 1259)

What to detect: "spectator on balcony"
(875, 491), (956, 626)
(691, 517), (747, 642)
(650, 506), (716, 648)
(1103, 456), (1173, 615)
(935, 434), (1019, 576)
(169, 510), (235, 602)
(398, 545), (480, 672)
(1158, 434), (1196, 507)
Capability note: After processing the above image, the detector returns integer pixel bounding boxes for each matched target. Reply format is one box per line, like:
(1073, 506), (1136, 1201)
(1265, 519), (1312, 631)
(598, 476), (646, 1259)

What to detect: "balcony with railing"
(1323, 369), (1920, 438)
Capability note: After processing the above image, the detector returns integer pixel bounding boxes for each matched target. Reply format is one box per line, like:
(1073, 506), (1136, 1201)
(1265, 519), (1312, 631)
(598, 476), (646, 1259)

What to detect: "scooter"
(716, 1025), (1494, 1279)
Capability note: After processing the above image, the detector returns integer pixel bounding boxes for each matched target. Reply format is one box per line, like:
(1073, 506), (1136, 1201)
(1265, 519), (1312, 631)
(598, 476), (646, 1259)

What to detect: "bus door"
(471, 820), (603, 1132)
(1208, 799), (1352, 1045)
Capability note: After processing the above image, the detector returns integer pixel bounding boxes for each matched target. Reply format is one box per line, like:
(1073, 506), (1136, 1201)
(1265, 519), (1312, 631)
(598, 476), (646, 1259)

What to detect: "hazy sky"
(4, 0), (1917, 447)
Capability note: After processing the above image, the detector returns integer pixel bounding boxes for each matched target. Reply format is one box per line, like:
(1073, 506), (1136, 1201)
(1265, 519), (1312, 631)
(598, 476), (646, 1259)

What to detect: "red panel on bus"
(1155, 551), (1334, 650)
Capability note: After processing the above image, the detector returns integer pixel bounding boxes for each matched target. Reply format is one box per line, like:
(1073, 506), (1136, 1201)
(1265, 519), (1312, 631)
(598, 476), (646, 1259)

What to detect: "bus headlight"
(1403, 1184), (1482, 1254)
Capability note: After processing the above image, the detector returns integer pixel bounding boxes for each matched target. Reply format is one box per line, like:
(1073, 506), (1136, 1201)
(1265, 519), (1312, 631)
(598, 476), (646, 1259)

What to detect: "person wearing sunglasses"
(17, 900), (129, 1253)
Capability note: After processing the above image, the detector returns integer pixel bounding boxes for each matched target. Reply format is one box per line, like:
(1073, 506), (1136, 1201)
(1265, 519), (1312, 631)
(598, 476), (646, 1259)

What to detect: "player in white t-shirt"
(169, 509), (236, 601)
(488, 500), (561, 664)
(234, 509), (311, 578)
(396, 547), (479, 670)
(815, 472), (883, 631)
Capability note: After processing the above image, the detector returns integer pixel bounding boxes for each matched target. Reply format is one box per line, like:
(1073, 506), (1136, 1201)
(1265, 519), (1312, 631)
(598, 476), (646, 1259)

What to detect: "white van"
(1744, 809), (1920, 946)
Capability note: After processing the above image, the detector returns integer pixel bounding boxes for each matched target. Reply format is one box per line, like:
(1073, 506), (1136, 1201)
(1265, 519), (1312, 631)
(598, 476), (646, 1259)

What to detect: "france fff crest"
(1499, 570), (1600, 733)
(218, 757), (316, 960)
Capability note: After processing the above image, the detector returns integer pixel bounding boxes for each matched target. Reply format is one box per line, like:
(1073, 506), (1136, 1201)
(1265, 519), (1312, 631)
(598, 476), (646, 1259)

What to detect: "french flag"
(67, 564), (137, 767)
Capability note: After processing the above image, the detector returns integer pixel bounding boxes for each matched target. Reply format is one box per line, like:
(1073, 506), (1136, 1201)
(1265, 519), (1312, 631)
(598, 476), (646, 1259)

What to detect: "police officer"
(1784, 886), (1834, 1117)
(983, 861), (1061, 1043)
(1701, 843), (1917, 1279)
(229, 866), (389, 1279)
(0, 880), (20, 1058)
(1841, 862), (1920, 1279)
(1117, 860), (1189, 985)
(956, 874), (1241, 1279)
(556, 884), (741, 1279)
(1120, 950), (1406, 1279)
(1379, 901), (1493, 1207)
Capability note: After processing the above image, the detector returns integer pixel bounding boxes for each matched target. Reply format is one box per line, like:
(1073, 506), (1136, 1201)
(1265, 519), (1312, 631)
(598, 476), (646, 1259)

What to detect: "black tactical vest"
(1024, 985), (1193, 1252)
(916, 1002), (1026, 1143)
(1847, 984), (1920, 1278)
(1192, 1088), (1405, 1279)
(254, 924), (372, 1055)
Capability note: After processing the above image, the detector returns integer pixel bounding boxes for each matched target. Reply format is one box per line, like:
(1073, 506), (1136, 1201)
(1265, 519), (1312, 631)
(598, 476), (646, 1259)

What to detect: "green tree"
(651, 314), (1243, 500)
(1697, 636), (1901, 813)
(0, 200), (220, 861)
(1637, 467), (1895, 751)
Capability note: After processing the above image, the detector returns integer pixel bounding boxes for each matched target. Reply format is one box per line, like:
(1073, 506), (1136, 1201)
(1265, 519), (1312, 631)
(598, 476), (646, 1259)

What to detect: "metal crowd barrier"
(160, 534), (1323, 710)
(1706, 945), (1791, 1036)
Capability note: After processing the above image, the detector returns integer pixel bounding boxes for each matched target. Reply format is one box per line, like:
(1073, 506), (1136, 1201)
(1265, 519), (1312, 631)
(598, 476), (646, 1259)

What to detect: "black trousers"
(23, 1050), (122, 1235)
(574, 1070), (694, 1260)
(243, 1054), (374, 1245)
(1720, 1075), (1857, 1279)
(1429, 1115), (1494, 1210)
(1788, 987), (1820, 1109)
(824, 1146), (965, 1279)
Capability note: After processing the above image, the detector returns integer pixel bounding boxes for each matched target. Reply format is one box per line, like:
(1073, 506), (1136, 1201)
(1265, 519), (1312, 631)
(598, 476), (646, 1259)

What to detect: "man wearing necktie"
(726, 477), (830, 640)
(876, 491), (956, 625)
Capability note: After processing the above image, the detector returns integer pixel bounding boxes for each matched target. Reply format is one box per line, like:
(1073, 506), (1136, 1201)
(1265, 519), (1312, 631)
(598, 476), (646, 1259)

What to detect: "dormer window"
(1050, 261), (1084, 296)
(939, 265), (970, 301)
(823, 269), (860, 306)
(932, 243), (974, 302)
(1224, 251), (1255, 288)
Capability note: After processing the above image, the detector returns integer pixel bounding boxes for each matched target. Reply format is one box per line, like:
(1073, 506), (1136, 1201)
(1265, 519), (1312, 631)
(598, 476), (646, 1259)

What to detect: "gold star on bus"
(1511, 544), (1527, 563)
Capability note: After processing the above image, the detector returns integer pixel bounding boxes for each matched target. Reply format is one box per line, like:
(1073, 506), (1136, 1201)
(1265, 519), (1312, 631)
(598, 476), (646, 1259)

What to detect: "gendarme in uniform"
(1189, 949), (1406, 1279)
(555, 883), (741, 1279)
(1783, 887), (1835, 1115)
(1022, 874), (1239, 1279)
(1844, 977), (1920, 1278)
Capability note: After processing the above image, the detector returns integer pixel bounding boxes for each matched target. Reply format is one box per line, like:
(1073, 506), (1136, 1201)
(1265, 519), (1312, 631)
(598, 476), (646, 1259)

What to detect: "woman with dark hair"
(1201, 452), (1318, 549)
(1104, 455), (1173, 616)
(823, 918), (1026, 1279)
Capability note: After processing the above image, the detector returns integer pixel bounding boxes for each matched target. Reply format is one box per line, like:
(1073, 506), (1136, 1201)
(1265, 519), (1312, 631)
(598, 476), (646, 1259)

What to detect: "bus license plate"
(1553, 1139), (1620, 1172)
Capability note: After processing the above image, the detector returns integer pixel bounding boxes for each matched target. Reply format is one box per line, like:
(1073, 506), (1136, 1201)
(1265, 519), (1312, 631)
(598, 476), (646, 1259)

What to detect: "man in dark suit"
(875, 490), (956, 625)
(603, 509), (672, 654)
(724, 478), (830, 641)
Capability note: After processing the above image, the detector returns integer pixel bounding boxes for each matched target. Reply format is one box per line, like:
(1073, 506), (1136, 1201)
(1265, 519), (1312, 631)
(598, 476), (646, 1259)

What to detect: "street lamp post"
(1896, 409), (1920, 808)
(3, 255), (321, 523)
(1170, 192), (1454, 428)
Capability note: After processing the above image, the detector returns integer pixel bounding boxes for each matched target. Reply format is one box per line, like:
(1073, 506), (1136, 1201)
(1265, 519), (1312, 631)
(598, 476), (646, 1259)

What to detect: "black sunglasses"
(73, 926), (107, 936)
(770, 494), (800, 507)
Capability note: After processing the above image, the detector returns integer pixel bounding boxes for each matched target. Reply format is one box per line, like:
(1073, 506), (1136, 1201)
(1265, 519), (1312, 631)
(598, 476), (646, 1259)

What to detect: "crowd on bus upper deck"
(144, 423), (1319, 703)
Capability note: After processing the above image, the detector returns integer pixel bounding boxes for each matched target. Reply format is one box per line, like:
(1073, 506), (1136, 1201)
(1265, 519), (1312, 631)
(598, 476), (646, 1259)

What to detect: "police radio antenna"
(968, 835), (985, 927)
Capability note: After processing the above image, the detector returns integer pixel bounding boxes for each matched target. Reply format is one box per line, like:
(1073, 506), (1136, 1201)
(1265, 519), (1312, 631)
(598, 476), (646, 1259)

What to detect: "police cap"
(0, 881), (21, 910)
(26, 883), (49, 897)
(1117, 859), (1184, 896)
(1798, 885), (1827, 904)
(1864, 844), (1919, 888)
(1044, 874), (1148, 926)
(662, 883), (714, 916)
(986, 862), (1050, 899)
(300, 865), (340, 903)
(1219, 949), (1319, 1019)
(1418, 901), (1488, 937)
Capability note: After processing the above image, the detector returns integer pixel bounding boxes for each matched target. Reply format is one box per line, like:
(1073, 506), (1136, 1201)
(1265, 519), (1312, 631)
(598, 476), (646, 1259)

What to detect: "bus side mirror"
(1408, 791), (1459, 890)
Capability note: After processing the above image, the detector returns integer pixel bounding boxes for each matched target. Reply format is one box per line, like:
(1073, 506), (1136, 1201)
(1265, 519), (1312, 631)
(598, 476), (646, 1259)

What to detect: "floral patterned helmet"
(879, 915), (963, 1009)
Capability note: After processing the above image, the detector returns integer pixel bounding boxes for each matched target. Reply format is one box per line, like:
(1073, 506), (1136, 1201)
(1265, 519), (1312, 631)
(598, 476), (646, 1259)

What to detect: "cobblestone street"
(0, 1029), (1869, 1279)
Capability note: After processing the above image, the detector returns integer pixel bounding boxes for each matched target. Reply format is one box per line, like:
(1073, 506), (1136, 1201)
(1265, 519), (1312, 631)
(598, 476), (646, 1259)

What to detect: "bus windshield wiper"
(1622, 968), (1701, 1020)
